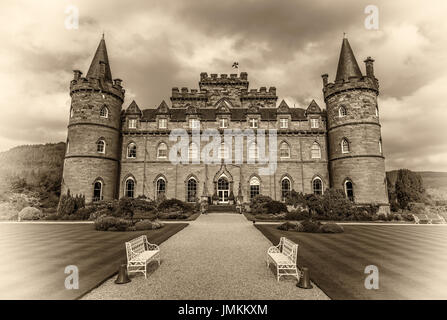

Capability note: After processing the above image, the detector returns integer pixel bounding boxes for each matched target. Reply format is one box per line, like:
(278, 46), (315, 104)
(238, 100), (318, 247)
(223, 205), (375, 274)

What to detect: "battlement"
(322, 75), (378, 101)
(171, 87), (208, 101)
(70, 72), (125, 101)
(199, 72), (249, 87)
(240, 86), (277, 100)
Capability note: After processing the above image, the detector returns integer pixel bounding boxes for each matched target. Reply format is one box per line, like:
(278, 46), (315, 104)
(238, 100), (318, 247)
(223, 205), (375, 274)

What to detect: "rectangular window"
(280, 118), (288, 129)
(129, 119), (137, 129)
(189, 118), (200, 129)
(158, 118), (167, 129)
(310, 118), (319, 129)
(250, 185), (260, 199)
(219, 118), (228, 128)
(249, 118), (258, 129)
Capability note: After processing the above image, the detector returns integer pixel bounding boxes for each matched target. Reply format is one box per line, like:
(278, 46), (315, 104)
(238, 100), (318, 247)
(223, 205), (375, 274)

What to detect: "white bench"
(125, 235), (160, 278)
(266, 237), (300, 282)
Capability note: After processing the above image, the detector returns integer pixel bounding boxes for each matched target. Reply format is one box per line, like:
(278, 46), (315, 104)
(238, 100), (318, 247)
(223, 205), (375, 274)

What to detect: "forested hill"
(0, 142), (66, 192)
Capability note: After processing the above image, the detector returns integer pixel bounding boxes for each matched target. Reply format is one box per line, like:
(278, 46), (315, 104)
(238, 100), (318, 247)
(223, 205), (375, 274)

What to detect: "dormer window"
(219, 118), (228, 129)
(100, 106), (109, 118)
(128, 119), (137, 129)
(310, 118), (319, 129)
(189, 118), (200, 129)
(279, 118), (288, 129)
(249, 118), (258, 129)
(158, 118), (167, 129)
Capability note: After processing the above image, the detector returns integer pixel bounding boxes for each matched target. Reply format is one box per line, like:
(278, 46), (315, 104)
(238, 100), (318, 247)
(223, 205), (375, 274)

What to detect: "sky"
(0, 0), (446, 172)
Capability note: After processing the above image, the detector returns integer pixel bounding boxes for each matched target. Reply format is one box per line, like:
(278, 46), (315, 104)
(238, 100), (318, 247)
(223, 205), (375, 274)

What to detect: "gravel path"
(82, 213), (329, 300)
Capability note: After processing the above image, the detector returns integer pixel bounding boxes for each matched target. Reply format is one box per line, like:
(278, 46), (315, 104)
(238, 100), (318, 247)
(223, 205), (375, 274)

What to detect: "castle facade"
(61, 36), (390, 212)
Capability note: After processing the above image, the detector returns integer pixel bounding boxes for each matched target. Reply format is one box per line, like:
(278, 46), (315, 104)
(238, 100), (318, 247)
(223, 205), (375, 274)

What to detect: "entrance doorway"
(217, 177), (229, 204)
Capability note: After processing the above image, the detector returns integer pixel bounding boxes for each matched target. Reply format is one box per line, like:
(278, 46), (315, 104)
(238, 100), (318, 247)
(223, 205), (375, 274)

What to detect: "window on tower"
(100, 106), (109, 118)
(70, 107), (74, 118)
(341, 138), (350, 154)
(338, 106), (347, 117)
(279, 141), (290, 158)
(157, 142), (168, 159)
(344, 180), (354, 201)
(97, 139), (105, 153)
(311, 142), (321, 159)
(128, 119), (137, 129)
(127, 143), (137, 158)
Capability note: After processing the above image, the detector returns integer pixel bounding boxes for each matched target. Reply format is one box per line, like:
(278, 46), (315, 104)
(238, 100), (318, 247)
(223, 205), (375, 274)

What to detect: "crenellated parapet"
(70, 71), (125, 102)
(240, 87), (277, 101)
(322, 75), (378, 102)
(170, 87), (208, 101)
(199, 72), (249, 87)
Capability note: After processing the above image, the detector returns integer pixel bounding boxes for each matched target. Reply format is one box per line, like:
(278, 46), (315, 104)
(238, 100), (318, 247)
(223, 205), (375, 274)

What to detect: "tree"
(395, 169), (425, 209)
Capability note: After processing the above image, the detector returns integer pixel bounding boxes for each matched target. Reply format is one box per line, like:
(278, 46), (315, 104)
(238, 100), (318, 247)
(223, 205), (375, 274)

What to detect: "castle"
(61, 35), (390, 213)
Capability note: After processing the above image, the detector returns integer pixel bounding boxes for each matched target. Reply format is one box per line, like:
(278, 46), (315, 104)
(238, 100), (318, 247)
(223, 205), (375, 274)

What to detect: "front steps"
(207, 204), (237, 213)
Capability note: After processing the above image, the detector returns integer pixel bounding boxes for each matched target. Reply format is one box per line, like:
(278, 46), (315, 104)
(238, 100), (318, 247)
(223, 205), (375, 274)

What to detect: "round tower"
(323, 37), (389, 213)
(61, 36), (125, 202)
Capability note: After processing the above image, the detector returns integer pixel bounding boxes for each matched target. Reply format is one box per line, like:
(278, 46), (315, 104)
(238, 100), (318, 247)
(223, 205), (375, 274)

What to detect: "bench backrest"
(125, 235), (147, 261)
(280, 237), (298, 264)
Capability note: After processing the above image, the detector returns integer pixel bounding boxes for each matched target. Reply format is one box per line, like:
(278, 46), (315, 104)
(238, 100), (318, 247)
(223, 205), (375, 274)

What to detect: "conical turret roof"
(335, 38), (362, 82)
(86, 36), (113, 82)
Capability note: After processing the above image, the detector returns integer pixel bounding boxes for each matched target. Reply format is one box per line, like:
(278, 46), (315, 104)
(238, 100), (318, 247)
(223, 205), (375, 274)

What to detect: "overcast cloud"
(0, 0), (446, 171)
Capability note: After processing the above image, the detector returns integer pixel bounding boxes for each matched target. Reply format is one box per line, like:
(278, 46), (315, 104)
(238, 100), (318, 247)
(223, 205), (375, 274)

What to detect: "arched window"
(93, 180), (103, 201)
(97, 139), (105, 153)
(249, 176), (260, 199)
(127, 143), (137, 158)
(156, 177), (166, 198)
(341, 138), (350, 154)
(379, 139), (382, 154)
(248, 142), (258, 161)
(66, 140), (69, 154)
(100, 106), (109, 118)
(312, 177), (323, 195)
(157, 142), (168, 158)
(219, 142), (230, 160)
(187, 178), (197, 202)
(311, 142), (321, 159)
(279, 141), (290, 158)
(125, 177), (135, 198)
(344, 180), (354, 201)
(189, 142), (199, 162)
(281, 177), (291, 202)
(338, 106), (347, 117)
(375, 106), (379, 117)
(70, 107), (74, 118)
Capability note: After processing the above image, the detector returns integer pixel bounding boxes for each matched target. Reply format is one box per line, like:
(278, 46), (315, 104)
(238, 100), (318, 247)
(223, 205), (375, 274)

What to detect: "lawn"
(0, 223), (188, 300)
(256, 224), (447, 299)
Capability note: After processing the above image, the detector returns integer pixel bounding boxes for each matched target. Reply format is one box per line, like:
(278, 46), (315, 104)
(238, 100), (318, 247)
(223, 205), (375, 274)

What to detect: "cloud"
(0, 0), (446, 172)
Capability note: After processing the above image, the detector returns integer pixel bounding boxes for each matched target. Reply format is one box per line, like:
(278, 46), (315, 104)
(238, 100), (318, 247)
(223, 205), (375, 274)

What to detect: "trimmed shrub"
(94, 216), (133, 231)
(320, 223), (344, 233)
(158, 199), (193, 213)
(250, 195), (287, 214)
(277, 221), (301, 231)
(19, 206), (44, 220)
(301, 219), (322, 233)
(134, 220), (164, 230)
(158, 211), (189, 219)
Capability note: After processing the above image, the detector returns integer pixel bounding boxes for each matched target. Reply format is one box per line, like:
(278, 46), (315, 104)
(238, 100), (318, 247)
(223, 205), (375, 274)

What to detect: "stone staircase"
(207, 204), (237, 213)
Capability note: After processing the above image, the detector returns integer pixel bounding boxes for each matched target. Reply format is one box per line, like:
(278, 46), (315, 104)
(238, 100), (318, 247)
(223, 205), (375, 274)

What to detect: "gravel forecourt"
(83, 213), (329, 300)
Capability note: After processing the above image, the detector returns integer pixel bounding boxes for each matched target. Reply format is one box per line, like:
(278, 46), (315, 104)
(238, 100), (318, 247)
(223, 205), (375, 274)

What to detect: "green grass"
(0, 223), (188, 299)
(256, 224), (447, 299)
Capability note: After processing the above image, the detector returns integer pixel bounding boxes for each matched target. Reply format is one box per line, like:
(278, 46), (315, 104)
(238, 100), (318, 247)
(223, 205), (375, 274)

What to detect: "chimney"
(321, 74), (328, 86)
(364, 57), (375, 78)
(73, 70), (82, 81)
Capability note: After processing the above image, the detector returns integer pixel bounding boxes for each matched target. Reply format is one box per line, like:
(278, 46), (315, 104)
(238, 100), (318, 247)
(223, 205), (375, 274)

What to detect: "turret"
(61, 36), (125, 202)
(323, 37), (389, 213)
